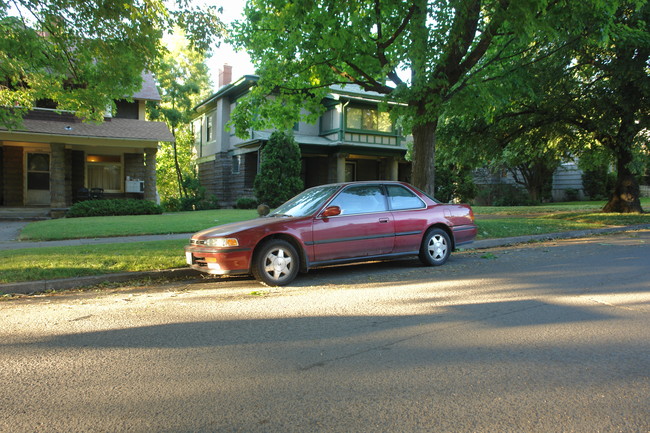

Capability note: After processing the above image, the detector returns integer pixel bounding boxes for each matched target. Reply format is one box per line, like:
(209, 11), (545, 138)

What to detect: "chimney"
(219, 64), (233, 87)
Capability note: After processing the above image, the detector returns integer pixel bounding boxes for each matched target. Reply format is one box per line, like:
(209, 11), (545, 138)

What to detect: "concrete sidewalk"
(1, 223), (649, 295)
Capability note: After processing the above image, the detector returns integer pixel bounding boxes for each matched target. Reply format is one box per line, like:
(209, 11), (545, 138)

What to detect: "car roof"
(316, 180), (411, 188)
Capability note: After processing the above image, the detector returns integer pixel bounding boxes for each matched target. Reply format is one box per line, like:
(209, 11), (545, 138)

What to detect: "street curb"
(2, 224), (649, 296)
(0, 268), (202, 296)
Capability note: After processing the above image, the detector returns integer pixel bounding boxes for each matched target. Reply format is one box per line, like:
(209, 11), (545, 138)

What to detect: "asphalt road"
(1, 230), (649, 432)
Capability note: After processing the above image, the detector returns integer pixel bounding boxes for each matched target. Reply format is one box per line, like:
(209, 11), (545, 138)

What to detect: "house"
(191, 68), (411, 206)
(0, 73), (174, 216)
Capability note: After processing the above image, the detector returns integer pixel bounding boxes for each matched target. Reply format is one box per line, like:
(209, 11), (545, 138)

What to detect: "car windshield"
(269, 185), (340, 217)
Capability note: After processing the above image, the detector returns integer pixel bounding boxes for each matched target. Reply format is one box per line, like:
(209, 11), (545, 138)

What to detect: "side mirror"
(321, 206), (341, 217)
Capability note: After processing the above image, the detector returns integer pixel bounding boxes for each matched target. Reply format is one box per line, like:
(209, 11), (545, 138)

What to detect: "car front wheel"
(251, 239), (300, 286)
(419, 228), (451, 266)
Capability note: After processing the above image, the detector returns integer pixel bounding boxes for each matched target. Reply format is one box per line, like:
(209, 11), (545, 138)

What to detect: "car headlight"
(204, 237), (239, 247)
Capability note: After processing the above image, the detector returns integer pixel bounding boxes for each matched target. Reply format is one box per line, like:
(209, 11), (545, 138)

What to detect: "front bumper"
(185, 245), (252, 275)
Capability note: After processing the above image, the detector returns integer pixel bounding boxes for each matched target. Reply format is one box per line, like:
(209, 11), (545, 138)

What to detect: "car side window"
(329, 185), (387, 215)
(386, 185), (425, 210)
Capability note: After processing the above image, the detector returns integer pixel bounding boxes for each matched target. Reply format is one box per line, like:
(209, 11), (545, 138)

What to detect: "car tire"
(419, 228), (451, 266)
(251, 239), (300, 286)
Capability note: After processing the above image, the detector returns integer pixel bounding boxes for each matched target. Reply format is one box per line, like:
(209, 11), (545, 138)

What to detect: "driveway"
(1, 230), (649, 432)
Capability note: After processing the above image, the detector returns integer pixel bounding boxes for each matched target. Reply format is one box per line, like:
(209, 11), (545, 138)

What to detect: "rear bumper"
(452, 224), (478, 248)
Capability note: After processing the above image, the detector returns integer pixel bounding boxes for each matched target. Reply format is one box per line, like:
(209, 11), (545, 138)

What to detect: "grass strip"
(0, 240), (186, 284)
(19, 209), (258, 241)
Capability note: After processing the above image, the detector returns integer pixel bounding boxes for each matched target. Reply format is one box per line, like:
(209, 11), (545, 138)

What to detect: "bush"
(254, 131), (304, 207)
(582, 168), (615, 200)
(235, 197), (258, 209)
(473, 184), (537, 206)
(563, 188), (580, 202)
(66, 199), (163, 218)
(161, 176), (219, 212)
(162, 195), (219, 212)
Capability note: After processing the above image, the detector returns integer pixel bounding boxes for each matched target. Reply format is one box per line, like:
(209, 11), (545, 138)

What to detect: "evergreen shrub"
(254, 131), (304, 207)
(66, 199), (163, 218)
(235, 197), (258, 209)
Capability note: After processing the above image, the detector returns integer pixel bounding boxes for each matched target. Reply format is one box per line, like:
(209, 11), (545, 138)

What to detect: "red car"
(185, 181), (477, 286)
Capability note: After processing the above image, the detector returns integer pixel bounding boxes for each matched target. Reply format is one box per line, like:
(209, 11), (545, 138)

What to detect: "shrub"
(582, 168), (615, 200)
(66, 199), (163, 218)
(161, 176), (219, 212)
(254, 131), (304, 207)
(473, 184), (537, 206)
(235, 197), (258, 209)
(563, 188), (580, 202)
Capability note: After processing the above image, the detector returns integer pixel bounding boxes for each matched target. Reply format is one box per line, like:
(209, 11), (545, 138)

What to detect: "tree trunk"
(602, 118), (644, 213)
(410, 119), (438, 197)
(603, 152), (643, 213)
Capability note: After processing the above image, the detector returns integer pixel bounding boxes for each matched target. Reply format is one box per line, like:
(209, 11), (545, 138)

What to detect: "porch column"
(387, 157), (399, 181)
(328, 153), (347, 183)
(144, 147), (157, 202)
(50, 143), (66, 209)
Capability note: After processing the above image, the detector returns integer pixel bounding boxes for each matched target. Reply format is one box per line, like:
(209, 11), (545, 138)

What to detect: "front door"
(312, 184), (395, 262)
(25, 152), (50, 205)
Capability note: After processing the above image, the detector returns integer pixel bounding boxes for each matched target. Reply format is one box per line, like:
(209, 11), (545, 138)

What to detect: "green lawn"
(19, 209), (259, 241)
(0, 240), (186, 283)
(2, 201), (649, 286)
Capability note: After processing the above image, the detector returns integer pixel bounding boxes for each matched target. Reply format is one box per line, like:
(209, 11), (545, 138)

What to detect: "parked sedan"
(185, 181), (477, 286)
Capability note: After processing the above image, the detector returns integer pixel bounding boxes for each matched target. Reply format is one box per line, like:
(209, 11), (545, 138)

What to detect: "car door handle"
(379, 218), (389, 223)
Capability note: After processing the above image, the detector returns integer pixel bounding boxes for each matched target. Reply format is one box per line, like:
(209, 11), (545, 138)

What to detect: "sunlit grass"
(19, 209), (258, 241)
(473, 197), (649, 215)
(0, 240), (186, 283)
(476, 218), (600, 240)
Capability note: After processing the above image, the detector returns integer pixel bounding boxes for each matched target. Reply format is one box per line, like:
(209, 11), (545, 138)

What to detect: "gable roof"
(132, 72), (162, 101)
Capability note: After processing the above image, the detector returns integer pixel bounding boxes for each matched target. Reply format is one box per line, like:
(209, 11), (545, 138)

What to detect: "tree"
(254, 131), (304, 207)
(147, 29), (214, 201)
(435, 0), (647, 211)
(569, 1), (649, 212)
(230, 0), (593, 197)
(0, 0), (222, 128)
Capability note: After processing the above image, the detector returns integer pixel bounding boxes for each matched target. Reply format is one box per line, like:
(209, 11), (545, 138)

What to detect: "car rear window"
(386, 185), (426, 210)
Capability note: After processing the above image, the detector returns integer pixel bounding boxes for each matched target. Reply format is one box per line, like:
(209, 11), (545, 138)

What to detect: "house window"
(232, 154), (241, 174)
(206, 115), (213, 142)
(87, 154), (122, 192)
(346, 107), (391, 132)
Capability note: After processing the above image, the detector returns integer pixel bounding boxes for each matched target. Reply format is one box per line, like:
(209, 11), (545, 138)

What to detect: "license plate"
(185, 252), (193, 265)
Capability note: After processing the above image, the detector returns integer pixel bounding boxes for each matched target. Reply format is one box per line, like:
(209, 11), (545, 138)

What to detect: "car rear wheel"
(419, 228), (451, 266)
(252, 239), (300, 286)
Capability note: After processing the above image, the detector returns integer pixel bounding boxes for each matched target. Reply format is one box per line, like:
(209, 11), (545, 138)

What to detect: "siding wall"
(551, 162), (585, 200)
(640, 185), (650, 198)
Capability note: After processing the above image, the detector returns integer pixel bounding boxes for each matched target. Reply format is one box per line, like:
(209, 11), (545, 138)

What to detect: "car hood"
(192, 217), (288, 239)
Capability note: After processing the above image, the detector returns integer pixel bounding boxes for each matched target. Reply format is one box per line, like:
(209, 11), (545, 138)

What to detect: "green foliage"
(434, 163), (477, 203)
(155, 128), (198, 202)
(0, 1), (223, 128)
(161, 176), (219, 212)
(66, 199), (163, 218)
(147, 30), (213, 205)
(254, 131), (304, 207)
(563, 189), (581, 202)
(231, 0), (582, 195)
(474, 184), (537, 207)
(235, 197), (259, 209)
(582, 168), (616, 200)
